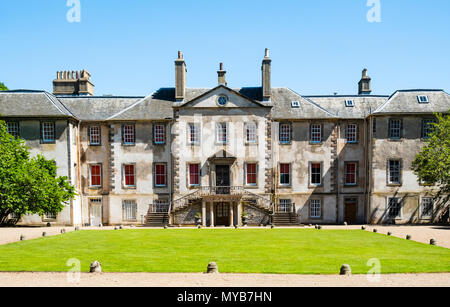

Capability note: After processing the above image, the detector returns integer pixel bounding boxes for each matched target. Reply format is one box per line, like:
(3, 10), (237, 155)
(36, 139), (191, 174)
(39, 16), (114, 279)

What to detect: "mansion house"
(1, 50), (449, 227)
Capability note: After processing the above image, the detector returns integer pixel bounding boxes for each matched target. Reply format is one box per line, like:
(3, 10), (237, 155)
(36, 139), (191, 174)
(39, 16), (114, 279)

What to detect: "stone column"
(229, 202), (234, 227)
(202, 201), (207, 227)
(209, 202), (214, 228)
(237, 201), (242, 227)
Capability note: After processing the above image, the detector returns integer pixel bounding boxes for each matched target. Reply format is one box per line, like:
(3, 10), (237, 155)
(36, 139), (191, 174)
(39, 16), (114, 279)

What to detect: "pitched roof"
(270, 88), (337, 120)
(373, 90), (450, 114)
(107, 89), (175, 120)
(58, 96), (143, 121)
(0, 90), (74, 118)
(306, 95), (388, 119)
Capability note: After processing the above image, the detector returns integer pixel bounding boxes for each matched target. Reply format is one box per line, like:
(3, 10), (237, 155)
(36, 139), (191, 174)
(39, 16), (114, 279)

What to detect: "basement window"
(345, 100), (355, 107)
(417, 95), (429, 103)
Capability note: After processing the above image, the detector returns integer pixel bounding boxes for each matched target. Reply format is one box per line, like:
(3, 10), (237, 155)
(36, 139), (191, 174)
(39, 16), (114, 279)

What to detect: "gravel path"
(0, 272), (449, 287)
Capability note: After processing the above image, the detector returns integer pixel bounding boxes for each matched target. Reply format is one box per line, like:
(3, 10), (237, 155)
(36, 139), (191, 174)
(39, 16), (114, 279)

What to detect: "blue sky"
(1, 0), (449, 96)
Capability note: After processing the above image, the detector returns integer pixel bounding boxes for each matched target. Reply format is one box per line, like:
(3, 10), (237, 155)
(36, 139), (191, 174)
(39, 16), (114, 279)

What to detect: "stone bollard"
(42, 232), (47, 237)
(164, 225), (168, 229)
(119, 225), (123, 230)
(361, 226), (366, 230)
(114, 227), (118, 230)
(234, 225), (238, 229)
(318, 225), (322, 230)
(373, 229), (378, 233)
(198, 225), (202, 229)
(430, 239), (436, 246)
(61, 229), (66, 234)
(207, 262), (219, 274)
(271, 225), (275, 229)
(99, 224), (103, 228)
(75, 226), (80, 231)
(387, 232), (392, 236)
(344, 222), (348, 226)
(20, 234), (25, 241)
(46, 222), (51, 227)
(90, 261), (102, 273)
(340, 264), (351, 276)
(406, 235), (411, 240)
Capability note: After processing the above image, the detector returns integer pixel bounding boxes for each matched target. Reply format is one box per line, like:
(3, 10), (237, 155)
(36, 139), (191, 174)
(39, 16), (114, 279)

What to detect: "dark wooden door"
(344, 200), (357, 225)
(216, 165), (230, 194)
(215, 203), (230, 226)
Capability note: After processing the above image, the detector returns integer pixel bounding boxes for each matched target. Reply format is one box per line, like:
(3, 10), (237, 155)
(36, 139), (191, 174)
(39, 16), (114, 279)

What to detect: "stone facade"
(0, 51), (449, 226)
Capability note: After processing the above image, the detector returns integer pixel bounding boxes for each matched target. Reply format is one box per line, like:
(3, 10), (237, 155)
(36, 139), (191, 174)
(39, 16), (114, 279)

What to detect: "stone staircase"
(273, 212), (299, 226)
(145, 212), (169, 227)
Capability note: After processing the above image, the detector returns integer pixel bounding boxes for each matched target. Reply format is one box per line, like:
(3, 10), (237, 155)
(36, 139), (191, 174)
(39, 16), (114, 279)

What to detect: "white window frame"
(154, 163), (167, 187)
(123, 200), (137, 221)
(346, 124), (358, 143)
(89, 126), (101, 145)
(154, 124), (165, 145)
(44, 212), (57, 220)
(279, 199), (292, 213)
(345, 100), (355, 107)
(388, 160), (401, 185)
(310, 162), (322, 186)
(279, 163), (291, 186)
(279, 123), (291, 144)
(310, 199), (322, 218)
(89, 164), (102, 188)
(417, 95), (429, 103)
(122, 124), (135, 145)
(188, 163), (201, 187)
(123, 164), (136, 188)
(216, 123), (227, 144)
(188, 123), (200, 145)
(42, 122), (55, 143)
(310, 124), (322, 144)
(245, 123), (258, 144)
(245, 163), (258, 186)
(291, 101), (300, 108)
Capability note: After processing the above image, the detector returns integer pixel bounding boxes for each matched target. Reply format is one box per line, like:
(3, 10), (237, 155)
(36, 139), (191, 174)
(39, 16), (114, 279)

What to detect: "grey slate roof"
(1, 88), (448, 121)
(270, 88), (337, 119)
(59, 96), (143, 121)
(373, 90), (450, 114)
(0, 90), (74, 118)
(107, 88), (176, 120)
(306, 95), (388, 119)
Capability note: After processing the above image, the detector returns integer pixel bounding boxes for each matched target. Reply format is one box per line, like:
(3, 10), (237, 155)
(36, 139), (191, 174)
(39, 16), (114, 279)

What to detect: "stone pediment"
(207, 150), (237, 163)
(178, 85), (266, 109)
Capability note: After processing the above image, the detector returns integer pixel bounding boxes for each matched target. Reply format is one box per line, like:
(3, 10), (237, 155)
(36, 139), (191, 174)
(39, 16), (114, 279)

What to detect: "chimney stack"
(261, 48), (271, 101)
(358, 68), (372, 95)
(175, 51), (187, 102)
(53, 69), (94, 96)
(217, 62), (227, 86)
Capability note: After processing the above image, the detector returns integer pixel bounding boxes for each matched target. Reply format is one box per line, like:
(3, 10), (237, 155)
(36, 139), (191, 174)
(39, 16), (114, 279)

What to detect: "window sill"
(344, 184), (358, 187)
(123, 186), (137, 190)
(245, 185), (259, 189)
(309, 184), (323, 188)
(89, 186), (102, 190)
(388, 139), (402, 142)
(387, 183), (402, 187)
(279, 142), (292, 145)
(309, 142), (323, 146)
(122, 144), (136, 147)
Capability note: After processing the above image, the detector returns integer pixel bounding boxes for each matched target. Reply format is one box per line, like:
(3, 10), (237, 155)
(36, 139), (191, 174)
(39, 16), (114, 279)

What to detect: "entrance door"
(215, 165), (230, 194)
(344, 199), (357, 225)
(215, 203), (230, 226)
(90, 199), (102, 226)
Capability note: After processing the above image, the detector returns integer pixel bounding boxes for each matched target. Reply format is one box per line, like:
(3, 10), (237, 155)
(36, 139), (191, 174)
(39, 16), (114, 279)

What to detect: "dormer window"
(291, 101), (300, 108)
(345, 100), (355, 107)
(417, 95), (429, 103)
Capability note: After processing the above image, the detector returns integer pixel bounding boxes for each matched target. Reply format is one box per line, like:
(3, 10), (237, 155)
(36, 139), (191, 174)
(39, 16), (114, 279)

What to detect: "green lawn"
(0, 229), (449, 274)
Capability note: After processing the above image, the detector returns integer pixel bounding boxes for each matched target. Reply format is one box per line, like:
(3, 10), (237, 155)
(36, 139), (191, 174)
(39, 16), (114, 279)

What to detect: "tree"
(0, 83), (8, 91)
(0, 120), (76, 226)
(412, 112), (450, 222)
(412, 113), (450, 194)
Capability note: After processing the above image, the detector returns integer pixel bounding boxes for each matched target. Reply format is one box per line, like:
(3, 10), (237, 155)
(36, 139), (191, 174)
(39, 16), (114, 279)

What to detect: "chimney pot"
(358, 68), (372, 95)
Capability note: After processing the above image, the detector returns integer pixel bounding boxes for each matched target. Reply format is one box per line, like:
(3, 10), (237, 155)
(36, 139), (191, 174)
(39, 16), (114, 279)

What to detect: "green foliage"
(0, 82), (8, 91)
(412, 112), (450, 195)
(0, 229), (449, 273)
(0, 121), (76, 225)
